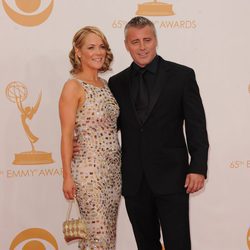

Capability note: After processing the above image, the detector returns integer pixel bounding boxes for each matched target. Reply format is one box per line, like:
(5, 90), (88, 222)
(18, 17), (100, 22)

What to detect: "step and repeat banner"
(0, 0), (250, 249)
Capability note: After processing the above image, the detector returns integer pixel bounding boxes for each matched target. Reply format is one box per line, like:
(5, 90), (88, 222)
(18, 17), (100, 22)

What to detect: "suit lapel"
(127, 66), (143, 125)
(117, 67), (141, 126)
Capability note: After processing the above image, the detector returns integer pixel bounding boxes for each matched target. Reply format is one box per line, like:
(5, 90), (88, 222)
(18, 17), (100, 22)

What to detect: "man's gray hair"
(124, 16), (157, 39)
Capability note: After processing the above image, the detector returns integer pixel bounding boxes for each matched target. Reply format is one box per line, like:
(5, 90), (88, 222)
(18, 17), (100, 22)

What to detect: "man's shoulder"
(108, 67), (131, 90)
(110, 67), (130, 81)
(159, 56), (194, 74)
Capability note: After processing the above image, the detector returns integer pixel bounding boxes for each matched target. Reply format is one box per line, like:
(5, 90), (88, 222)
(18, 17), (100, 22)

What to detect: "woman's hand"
(63, 176), (76, 200)
(72, 136), (80, 157)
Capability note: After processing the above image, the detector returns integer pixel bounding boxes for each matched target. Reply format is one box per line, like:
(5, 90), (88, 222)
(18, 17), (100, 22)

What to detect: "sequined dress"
(71, 78), (121, 250)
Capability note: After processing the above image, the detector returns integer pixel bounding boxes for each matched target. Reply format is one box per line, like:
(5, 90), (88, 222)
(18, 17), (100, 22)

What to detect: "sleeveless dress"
(71, 78), (121, 250)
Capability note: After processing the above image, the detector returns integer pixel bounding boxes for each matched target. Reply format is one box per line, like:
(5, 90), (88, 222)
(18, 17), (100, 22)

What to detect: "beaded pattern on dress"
(71, 79), (121, 250)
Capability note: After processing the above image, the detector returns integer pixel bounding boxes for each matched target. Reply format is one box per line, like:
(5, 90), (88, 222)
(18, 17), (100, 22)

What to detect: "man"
(108, 16), (209, 250)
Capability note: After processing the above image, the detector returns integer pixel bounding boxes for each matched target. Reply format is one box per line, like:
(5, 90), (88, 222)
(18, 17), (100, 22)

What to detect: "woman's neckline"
(73, 77), (106, 89)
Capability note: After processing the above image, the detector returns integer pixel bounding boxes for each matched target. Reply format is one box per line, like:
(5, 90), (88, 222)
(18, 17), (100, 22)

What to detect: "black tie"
(135, 69), (148, 122)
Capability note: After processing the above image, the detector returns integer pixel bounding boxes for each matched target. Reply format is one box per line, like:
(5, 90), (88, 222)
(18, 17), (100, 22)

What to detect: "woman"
(59, 26), (121, 250)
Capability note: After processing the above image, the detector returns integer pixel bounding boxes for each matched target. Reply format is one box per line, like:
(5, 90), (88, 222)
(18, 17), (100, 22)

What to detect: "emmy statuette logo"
(6, 81), (54, 165)
(136, 0), (174, 16)
(2, 0), (54, 26)
(10, 228), (58, 250)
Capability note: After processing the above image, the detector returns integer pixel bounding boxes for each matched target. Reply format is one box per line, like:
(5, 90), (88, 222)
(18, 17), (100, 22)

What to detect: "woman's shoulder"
(61, 78), (84, 97)
(64, 78), (83, 89)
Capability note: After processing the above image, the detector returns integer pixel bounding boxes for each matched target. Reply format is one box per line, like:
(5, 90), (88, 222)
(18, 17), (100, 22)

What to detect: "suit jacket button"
(140, 128), (144, 132)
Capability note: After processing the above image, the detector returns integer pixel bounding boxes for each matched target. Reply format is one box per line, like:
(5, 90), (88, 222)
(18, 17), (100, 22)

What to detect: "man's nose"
(139, 42), (145, 50)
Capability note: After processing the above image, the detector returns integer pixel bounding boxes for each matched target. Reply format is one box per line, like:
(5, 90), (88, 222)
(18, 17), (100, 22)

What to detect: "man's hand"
(185, 173), (205, 193)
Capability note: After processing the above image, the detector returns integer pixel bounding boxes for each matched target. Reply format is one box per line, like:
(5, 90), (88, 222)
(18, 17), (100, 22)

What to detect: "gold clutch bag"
(63, 198), (87, 242)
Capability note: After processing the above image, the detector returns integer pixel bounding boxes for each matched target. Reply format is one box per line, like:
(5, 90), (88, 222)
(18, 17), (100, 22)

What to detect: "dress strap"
(70, 77), (107, 89)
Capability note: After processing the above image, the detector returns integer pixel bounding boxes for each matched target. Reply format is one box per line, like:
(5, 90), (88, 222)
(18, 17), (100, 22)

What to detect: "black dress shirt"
(130, 55), (160, 122)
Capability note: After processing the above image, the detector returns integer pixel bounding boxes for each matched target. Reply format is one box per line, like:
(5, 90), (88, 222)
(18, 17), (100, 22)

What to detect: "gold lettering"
(7, 170), (13, 178)
(179, 20), (185, 28)
(160, 21), (173, 28)
(192, 20), (197, 29)
(38, 168), (62, 176)
(173, 21), (179, 28)
(7, 169), (32, 177)
(6, 168), (63, 178)
(112, 20), (126, 29)
(247, 161), (250, 168)
(38, 169), (46, 176)
(45, 168), (54, 176)
(30, 169), (37, 176)
(229, 161), (244, 168)
(21, 170), (29, 177)
(53, 168), (63, 176)
(159, 20), (197, 29)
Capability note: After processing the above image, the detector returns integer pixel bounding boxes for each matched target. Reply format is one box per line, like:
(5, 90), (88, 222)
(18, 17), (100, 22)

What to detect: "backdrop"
(1, 0), (250, 249)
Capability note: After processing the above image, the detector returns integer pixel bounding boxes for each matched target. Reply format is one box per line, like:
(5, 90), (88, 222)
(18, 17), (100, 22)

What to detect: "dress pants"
(124, 176), (191, 250)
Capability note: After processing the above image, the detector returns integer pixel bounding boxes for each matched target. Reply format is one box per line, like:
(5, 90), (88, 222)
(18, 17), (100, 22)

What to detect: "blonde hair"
(69, 26), (113, 74)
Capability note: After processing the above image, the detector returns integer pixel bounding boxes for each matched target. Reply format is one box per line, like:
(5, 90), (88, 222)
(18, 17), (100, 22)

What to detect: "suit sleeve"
(108, 78), (121, 131)
(183, 69), (209, 177)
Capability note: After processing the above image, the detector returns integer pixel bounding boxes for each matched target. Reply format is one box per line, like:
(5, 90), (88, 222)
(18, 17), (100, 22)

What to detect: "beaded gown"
(71, 78), (121, 250)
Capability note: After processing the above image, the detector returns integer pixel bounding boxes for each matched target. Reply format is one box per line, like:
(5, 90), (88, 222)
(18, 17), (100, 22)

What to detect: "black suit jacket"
(109, 56), (209, 196)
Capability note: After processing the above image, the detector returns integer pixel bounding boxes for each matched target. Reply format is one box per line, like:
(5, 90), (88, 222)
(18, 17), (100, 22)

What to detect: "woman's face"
(77, 33), (106, 71)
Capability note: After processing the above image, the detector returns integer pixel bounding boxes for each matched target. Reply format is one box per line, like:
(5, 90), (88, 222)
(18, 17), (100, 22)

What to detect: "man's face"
(125, 25), (157, 68)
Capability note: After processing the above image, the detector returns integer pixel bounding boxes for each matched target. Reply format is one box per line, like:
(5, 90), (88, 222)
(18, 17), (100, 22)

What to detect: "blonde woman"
(59, 26), (121, 249)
